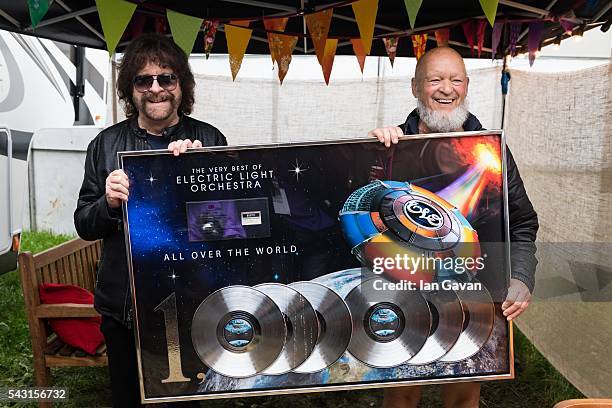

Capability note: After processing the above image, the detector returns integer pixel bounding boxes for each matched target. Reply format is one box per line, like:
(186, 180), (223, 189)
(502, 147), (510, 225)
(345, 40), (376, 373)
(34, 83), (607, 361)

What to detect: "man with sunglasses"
(75, 33), (226, 407)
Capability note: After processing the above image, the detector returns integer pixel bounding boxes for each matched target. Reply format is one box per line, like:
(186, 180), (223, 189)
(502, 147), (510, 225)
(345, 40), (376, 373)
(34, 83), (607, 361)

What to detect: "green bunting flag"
(95, 0), (137, 56)
(167, 9), (204, 56)
(403, 0), (423, 29)
(28, 0), (49, 28)
(479, 0), (499, 27)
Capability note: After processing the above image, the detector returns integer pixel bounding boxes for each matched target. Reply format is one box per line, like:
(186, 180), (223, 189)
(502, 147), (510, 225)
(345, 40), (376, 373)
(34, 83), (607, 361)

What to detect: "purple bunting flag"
(528, 21), (543, 67)
(509, 22), (521, 56)
(491, 21), (504, 60)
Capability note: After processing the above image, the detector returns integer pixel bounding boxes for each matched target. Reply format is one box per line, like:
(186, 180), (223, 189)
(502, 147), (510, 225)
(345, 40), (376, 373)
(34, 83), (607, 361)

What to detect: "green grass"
(0, 231), (583, 407)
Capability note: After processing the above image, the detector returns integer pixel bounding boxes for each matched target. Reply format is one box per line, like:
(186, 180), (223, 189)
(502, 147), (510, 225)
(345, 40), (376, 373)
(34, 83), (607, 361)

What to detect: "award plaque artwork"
(119, 131), (513, 404)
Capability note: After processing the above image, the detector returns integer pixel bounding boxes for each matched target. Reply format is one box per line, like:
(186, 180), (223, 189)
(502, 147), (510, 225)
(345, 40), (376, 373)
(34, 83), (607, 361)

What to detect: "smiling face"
(132, 61), (182, 125)
(412, 48), (470, 132)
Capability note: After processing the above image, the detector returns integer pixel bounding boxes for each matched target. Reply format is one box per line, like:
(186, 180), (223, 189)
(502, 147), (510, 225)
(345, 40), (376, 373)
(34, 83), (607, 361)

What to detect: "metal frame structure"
(0, 0), (608, 58)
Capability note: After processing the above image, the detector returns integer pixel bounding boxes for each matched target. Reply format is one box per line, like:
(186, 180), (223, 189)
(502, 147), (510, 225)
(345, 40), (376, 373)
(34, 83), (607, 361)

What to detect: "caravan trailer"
(0, 29), (108, 273)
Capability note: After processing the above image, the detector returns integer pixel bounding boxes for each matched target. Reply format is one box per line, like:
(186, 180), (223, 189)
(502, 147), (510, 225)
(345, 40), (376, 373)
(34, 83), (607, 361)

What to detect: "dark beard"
(136, 92), (180, 121)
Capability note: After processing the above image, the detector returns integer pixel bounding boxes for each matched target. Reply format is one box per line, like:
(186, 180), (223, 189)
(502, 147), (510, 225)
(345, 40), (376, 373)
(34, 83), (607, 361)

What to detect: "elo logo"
(404, 200), (443, 229)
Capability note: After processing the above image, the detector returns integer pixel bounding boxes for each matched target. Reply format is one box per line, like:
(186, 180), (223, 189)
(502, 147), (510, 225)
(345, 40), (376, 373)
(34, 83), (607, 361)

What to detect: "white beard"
(417, 98), (470, 133)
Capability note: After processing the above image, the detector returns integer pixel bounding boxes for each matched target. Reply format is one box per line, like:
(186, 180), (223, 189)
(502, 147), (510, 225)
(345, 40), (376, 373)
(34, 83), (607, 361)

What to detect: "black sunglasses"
(133, 73), (178, 92)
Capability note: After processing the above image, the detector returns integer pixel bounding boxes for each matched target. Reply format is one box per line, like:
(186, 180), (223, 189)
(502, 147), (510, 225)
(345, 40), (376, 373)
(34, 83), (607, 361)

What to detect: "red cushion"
(39, 283), (104, 355)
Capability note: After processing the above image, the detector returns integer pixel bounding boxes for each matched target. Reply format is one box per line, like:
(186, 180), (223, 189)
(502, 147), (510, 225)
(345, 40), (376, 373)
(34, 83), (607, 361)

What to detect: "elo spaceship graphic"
(339, 180), (481, 284)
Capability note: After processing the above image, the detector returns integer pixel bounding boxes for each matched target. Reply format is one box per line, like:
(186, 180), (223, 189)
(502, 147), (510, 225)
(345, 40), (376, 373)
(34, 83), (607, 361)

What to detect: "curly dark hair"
(117, 33), (195, 117)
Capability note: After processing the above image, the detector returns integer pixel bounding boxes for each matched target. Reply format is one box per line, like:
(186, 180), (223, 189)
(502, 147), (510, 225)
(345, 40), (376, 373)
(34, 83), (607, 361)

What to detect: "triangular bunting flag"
(528, 21), (543, 67)
(509, 22), (521, 56)
(203, 20), (219, 59)
(28, 0), (50, 28)
(479, 0), (499, 27)
(403, 0), (423, 29)
(129, 13), (146, 39)
(351, 38), (367, 73)
(95, 0), (137, 56)
(491, 21), (503, 59)
(225, 21), (252, 81)
(411, 34), (427, 60)
(269, 33), (298, 84)
(305, 9), (333, 64)
(383, 37), (399, 67)
(154, 16), (167, 34)
(559, 19), (576, 34)
(321, 38), (338, 85)
(232, 20), (251, 27)
(264, 17), (289, 64)
(462, 21), (475, 56)
(434, 29), (449, 47)
(167, 9), (203, 56)
(352, 0), (378, 55)
(476, 20), (487, 57)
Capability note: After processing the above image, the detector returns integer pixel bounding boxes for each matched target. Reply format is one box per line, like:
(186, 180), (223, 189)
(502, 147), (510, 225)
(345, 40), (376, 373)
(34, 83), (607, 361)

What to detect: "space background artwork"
(119, 132), (512, 402)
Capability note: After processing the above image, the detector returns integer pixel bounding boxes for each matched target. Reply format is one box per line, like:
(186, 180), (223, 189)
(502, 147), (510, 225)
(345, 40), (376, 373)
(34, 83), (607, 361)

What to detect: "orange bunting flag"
(225, 21), (252, 81)
(434, 28), (449, 47)
(269, 33), (298, 84)
(351, 0), (378, 55)
(264, 17), (289, 63)
(321, 38), (338, 85)
(383, 37), (399, 67)
(411, 34), (428, 60)
(351, 38), (367, 73)
(305, 9), (333, 64)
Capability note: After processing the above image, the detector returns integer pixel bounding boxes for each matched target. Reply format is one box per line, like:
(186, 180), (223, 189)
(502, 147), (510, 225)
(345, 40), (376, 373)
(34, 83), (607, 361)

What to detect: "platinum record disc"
(191, 285), (286, 378)
(439, 280), (494, 362)
(409, 289), (463, 365)
(344, 278), (431, 367)
(289, 281), (352, 373)
(254, 283), (318, 375)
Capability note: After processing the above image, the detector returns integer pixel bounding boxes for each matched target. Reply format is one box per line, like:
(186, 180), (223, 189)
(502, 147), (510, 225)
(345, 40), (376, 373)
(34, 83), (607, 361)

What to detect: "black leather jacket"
(74, 116), (227, 325)
(401, 109), (539, 292)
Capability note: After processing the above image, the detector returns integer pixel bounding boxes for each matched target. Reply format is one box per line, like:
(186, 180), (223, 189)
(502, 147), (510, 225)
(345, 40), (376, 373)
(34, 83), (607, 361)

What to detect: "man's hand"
(502, 278), (532, 321)
(168, 139), (203, 156)
(105, 169), (129, 209)
(368, 126), (404, 147)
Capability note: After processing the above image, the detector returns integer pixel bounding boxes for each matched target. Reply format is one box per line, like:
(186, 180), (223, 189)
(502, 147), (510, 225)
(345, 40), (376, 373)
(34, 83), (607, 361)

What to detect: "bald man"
(368, 47), (539, 408)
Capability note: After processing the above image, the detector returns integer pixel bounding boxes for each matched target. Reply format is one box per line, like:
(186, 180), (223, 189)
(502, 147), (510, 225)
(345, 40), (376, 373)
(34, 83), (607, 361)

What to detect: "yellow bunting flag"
(383, 37), (399, 67)
(479, 0), (499, 27)
(351, 0), (378, 55)
(95, 0), (137, 56)
(321, 38), (338, 85)
(305, 9), (333, 64)
(351, 38), (367, 73)
(225, 21), (252, 81)
(166, 9), (203, 55)
(270, 33), (298, 84)
(411, 34), (428, 60)
(403, 0), (423, 29)
(264, 17), (289, 63)
(435, 28), (449, 47)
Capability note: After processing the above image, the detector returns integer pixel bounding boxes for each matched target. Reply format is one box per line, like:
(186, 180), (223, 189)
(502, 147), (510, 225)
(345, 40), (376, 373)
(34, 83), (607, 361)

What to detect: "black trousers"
(100, 315), (200, 408)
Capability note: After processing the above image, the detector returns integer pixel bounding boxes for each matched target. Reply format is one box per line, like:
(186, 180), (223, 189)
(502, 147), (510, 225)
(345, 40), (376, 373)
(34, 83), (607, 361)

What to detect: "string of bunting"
(26, 0), (583, 83)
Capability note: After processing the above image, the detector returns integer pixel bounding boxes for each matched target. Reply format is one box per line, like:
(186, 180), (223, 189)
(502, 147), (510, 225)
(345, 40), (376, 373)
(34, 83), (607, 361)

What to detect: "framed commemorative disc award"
(119, 131), (515, 404)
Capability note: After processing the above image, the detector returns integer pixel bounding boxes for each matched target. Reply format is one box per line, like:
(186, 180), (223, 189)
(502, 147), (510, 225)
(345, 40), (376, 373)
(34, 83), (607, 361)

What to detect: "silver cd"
(409, 289), (463, 365)
(344, 278), (431, 368)
(255, 283), (318, 375)
(289, 281), (352, 373)
(439, 280), (494, 362)
(191, 285), (286, 378)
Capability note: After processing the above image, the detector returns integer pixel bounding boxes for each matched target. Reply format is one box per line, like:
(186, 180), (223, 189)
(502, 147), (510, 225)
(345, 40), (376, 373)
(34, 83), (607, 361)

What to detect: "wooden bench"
(19, 238), (106, 408)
